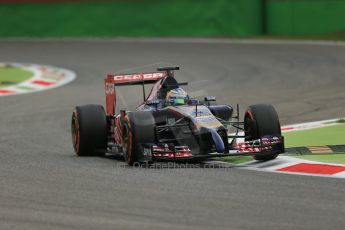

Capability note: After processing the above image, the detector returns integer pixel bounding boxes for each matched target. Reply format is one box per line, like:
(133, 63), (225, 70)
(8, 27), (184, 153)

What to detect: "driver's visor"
(174, 98), (186, 104)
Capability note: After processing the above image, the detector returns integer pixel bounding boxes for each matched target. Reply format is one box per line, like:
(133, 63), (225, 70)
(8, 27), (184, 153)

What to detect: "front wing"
(140, 136), (284, 161)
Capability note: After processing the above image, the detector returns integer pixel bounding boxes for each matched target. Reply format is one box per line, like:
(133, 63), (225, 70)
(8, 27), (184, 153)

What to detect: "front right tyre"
(244, 104), (282, 161)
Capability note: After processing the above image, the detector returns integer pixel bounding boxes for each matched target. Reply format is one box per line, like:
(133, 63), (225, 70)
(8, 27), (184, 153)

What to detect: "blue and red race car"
(71, 67), (284, 165)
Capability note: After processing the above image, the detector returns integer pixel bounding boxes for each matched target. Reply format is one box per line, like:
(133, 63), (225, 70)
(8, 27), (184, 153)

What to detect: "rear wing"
(106, 72), (167, 86)
(105, 67), (180, 116)
(105, 72), (167, 115)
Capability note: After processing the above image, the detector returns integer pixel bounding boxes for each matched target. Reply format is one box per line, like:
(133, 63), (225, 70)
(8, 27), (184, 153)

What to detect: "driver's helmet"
(165, 88), (189, 106)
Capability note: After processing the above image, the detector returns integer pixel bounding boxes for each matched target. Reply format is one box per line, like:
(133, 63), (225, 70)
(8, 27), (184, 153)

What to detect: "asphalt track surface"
(0, 39), (345, 230)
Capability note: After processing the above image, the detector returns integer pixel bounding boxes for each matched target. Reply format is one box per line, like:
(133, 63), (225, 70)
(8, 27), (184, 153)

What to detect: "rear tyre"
(122, 111), (156, 166)
(244, 104), (281, 161)
(71, 105), (107, 156)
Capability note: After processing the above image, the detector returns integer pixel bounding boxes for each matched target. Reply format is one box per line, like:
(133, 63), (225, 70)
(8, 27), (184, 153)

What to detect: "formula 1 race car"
(71, 67), (285, 165)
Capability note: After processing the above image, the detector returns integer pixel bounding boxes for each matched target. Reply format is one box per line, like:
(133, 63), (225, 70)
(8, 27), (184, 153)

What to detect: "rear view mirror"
(204, 96), (216, 102)
(204, 96), (216, 106)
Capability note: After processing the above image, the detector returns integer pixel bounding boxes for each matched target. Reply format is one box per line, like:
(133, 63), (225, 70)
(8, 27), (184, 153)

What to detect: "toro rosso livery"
(71, 67), (285, 165)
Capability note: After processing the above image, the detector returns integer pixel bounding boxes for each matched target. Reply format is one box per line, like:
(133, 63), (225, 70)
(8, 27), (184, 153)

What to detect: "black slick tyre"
(71, 105), (107, 156)
(244, 104), (281, 161)
(122, 111), (155, 166)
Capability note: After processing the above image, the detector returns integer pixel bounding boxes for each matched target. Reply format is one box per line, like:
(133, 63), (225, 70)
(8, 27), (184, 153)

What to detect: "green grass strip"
(0, 66), (33, 88)
(284, 124), (345, 164)
(284, 124), (345, 148)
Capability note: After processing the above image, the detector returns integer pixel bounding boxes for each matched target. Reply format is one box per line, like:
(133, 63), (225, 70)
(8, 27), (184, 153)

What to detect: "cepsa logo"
(105, 83), (114, 94)
(113, 73), (166, 82)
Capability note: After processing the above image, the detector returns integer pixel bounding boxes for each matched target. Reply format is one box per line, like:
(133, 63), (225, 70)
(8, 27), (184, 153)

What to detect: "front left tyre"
(122, 111), (156, 166)
(71, 105), (107, 156)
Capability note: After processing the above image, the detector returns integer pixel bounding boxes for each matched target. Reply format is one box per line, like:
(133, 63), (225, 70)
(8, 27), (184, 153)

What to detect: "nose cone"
(209, 129), (225, 153)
